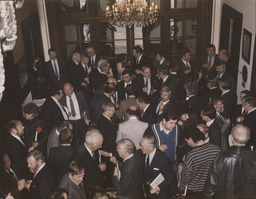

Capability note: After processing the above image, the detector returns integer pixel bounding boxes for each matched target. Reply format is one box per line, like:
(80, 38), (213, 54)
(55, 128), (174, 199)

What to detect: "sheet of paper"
(150, 173), (165, 189)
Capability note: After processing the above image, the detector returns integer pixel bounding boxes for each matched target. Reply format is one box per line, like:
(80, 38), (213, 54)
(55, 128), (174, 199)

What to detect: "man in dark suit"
(86, 46), (100, 69)
(219, 77), (237, 120)
(134, 66), (152, 96)
(112, 139), (144, 199)
(242, 95), (256, 150)
(72, 129), (106, 196)
(59, 161), (87, 199)
(198, 44), (220, 79)
(206, 78), (222, 101)
(46, 48), (68, 91)
(132, 45), (152, 74)
(136, 93), (156, 125)
(5, 120), (32, 179)
(140, 135), (175, 199)
(43, 89), (68, 132)
(201, 105), (221, 147)
(152, 51), (171, 76)
(97, 102), (117, 187)
(176, 50), (193, 79)
(91, 83), (116, 122)
(61, 83), (90, 144)
(48, 128), (75, 185)
(27, 150), (54, 199)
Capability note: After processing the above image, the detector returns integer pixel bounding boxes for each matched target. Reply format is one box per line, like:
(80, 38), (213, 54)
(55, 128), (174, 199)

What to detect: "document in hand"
(150, 173), (165, 189)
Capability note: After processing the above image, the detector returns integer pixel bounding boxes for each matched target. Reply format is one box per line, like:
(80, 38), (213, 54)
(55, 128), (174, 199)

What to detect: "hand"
(32, 142), (39, 148)
(178, 120), (183, 126)
(225, 118), (231, 124)
(159, 103), (164, 113)
(202, 63), (208, 68)
(110, 157), (118, 164)
(67, 112), (72, 117)
(236, 117), (244, 123)
(28, 146), (35, 152)
(142, 87), (148, 92)
(106, 72), (112, 78)
(86, 120), (91, 125)
(113, 167), (118, 176)
(5, 193), (14, 199)
(184, 69), (191, 74)
(98, 163), (106, 171)
(17, 179), (26, 191)
(150, 186), (160, 194)
(81, 82), (88, 87)
(99, 150), (111, 157)
(159, 144), (168, 152)
(26, 180), (32, 189)
(178, 164), (183, 173)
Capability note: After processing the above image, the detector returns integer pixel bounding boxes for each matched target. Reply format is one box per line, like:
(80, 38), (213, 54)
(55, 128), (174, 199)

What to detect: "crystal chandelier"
(106, 0), (159, 28)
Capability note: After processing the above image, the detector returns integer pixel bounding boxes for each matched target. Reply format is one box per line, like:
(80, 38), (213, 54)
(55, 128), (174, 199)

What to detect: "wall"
(212, 0), (256, 103)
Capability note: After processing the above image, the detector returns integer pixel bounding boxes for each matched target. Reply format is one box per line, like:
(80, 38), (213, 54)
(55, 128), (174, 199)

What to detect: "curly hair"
(23, 103), (39, 118)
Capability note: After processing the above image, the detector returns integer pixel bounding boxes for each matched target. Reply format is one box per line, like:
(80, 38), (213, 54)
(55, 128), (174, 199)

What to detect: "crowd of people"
(1, 44), (256, 199)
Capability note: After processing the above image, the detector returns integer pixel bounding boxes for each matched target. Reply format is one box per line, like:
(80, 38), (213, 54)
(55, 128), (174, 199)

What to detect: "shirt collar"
(162, 75), (169, 83)
(35, 162), (45, 176)
(221, 90), (230, 96)
(143, 104), (150, 113)
(129, 116), (137, 120)
(10, 134), (25, 146)
(84, 143), (94, 157)
(123, 154), (134, 162)
(206, 119), (214, 127)
(248, 107), (256, 114)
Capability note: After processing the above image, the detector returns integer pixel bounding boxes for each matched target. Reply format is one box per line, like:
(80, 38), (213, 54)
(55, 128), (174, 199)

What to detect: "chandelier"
(106, 0), (159, 28)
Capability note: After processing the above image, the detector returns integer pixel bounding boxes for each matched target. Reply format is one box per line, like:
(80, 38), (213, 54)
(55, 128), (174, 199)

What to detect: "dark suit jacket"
(60, 91), (91, 120)
(112, 152), (144, 199)
(30, 164), (54, 199)
(155, 100), (176, 123)
(133, 74), (152, 96)
(199, 53), (219, 79)
(152, 58), (171, 76)
(133, 54), (152, 72)
(142, 149), (176, 199)
(221, 90), (237, 120)
(48, 145), (75, 185)
(5, 135), (30, 179)
(46, 59), (68, 91)
(91, 93), (112, 122)
(207, 87), (221, 100)
(43, 97), (65, 132)
(161, 76), (177, 102)
(208, 120), (221, 147)
(176, 58), (193, 79)
(68, 61), (87, 91)
(2, 169), (20, 199)
(140, 104), (157, 125)
(96, 115), (117, 153)
(72, 144), (105, 194)
(117, 80), (138, 102)
(59, 174), (87, 199)
(243, 109), (256, 150)
(169, 73), (186, 101)
(220, 72), (236, 93)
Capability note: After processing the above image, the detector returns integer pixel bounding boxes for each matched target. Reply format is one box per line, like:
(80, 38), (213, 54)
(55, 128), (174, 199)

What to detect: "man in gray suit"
(116, 106), (148, 149)
(59, 161), (87, 199)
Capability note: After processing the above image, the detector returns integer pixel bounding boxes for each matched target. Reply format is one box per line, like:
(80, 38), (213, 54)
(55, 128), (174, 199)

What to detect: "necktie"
(69, 97), (76, 117)
(217, 74), (220, 79)
(242, 110), (248, 117)
(145, 78), (148, 87)
(186, 62), (190, 69)
(136, 58), (139, 64)
(53, 60), (59, 80)
(208, 56), (212, 71)
(91, 58), (94, 67)
(33, 172), (37, 179)
(92, 151), (96, 159)
(146, 154), (150, 170)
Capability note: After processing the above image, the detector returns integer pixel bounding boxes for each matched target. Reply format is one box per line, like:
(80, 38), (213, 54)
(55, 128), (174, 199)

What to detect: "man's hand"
(184, 69), (191, 75)
(159, 144), (168, 152)
(110, 157), (118, 164)
(99, 150), (111, 157)
(113, 167), (118, 176)
(178, 164), (183, 173)
(150, 186), (160, 194)
(5, 193), (14, 199)
(142, 87), (148, 92)
(98, 163), (106, 171)
(17, 179), (26, 191)
(32, 142), (39, 148)
(81, 82), (88, 87)
(28, 146), (35, 152)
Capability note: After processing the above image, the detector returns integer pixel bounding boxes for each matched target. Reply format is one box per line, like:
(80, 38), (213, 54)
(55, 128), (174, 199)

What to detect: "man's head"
(68, 161), (84, 185)
(136, 93), (151, 110)
(242, 95), (256, 111)
(99, 62), (110, 74)
(140, 134), (156, 154)
(48, 48), (57, 60)
(184, 79), (198, 96)
(72, 52), (81, 63)
(63, 83), (74, 97)
(57, 121), (73, 132)
(85, 129), (103, 151)
(230, 124), (250, 146)
(197, 123), (209, 141)
(160, 86), (172, 102)
(177, 102), (190, 122)
(27, 150), (45, 173)
(162, 111), (179, 131)
(3, 153), (11, 170)
(216, 62), (226, 75)
(122, 69), (132, 83)
(201, 105), (216, 122)
(116, 62), (126, 75)
(218, 78), (231, 91)
(184, 126), (205, 147)
(49, 188), (68, 199)
(155, 51), (165, 62)
(7, 120), (24, 137)
(86, 46), (95, 57)
(59, 128), (73, 145)
(206, 44), (216, 57)
(181, 50), (191, 62)
(23, 102), (39, 120)
(207, 78), (218, 89)
(126, 106), (140, 118)
(102, 102), (115, 118)
(124, 84), (135, 96)
(158, 66), (169, 79)
(107, 77), (117, 86)
(81, 54), (90, 65)
(142, 66), (151, 79)
(104, 83), (116, 96)
(132, 45), (143, 58)
(51, 89), (63, 100)
(218, 49), (229, 63)
(211, 97), (224, 113)
(240, 90), (251, 101)
(116, 139), (135, 159)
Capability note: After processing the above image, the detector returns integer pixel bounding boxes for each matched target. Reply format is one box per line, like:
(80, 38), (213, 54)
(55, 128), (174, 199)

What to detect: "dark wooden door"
(219, 3), (243, 89)
(250, 37), (256, 95)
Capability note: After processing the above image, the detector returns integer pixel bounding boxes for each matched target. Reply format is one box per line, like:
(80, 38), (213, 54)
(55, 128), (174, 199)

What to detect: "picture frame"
(242, 28), (252, 64)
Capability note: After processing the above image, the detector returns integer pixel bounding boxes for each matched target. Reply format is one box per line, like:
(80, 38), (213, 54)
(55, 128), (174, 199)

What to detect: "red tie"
(33, 172), (36, 179)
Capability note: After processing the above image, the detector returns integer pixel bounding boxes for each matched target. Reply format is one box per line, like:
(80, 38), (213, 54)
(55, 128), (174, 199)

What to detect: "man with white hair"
(72, 129), (106, 196)
(204, 124), (256, 198)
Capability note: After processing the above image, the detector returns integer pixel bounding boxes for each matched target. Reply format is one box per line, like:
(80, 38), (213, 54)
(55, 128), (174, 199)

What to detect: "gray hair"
(141, 135), (156, 148)
(117, 139), (135, 154)
(97, 58), (107, 68)
(242, 96), (256, 107)
(72, 52), (80, 61)
(85, 129), (103, 146)
(160, 86), (172, 97)
(231, 124), (250, 144)
(142, 66), (150, 72)
(102, 102), (115, 111)
(100, 62), (110, 73)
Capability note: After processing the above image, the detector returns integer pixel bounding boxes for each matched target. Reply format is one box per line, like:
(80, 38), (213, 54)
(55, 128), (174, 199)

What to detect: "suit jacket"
(155, 99), (176, 123)
(142, 149), (175, 199)
(117, 117), (148, 149)
(96, 115), (117, 153)
(48, 145), (75, 185)
(169, 73), (186, 101)
(152, 58), (171, 76)
(161, 75), (177, 102)
(176, 58), (193, 79)
(72, 143), (105, 194)
(60, 91), (91, 120)
(68, 61), (87, 91)
(112, 152), (144, 199)
(243, 109), (256, 150)
(46, 59), (68, 91)
(5, 135), (30, 179)
(59, 174), (87, 199)
(215, 113), (230, 152)
(43, 97), (65, 132)
(117, 96), (137, 121)
(91, 93), (112, 122)
(133, 54), (152, 71)
(30, 164), (54, 199)
(209, 120), (221, 147)
(140, 104), (157, 125)
(2, 168), (20, 199)
(220, 72), (236, 93)
(186, 95), (203, 125)
(207, 87), (221, 100)
(221, 90), (237, 120)
(134, 74), (152, 96)
(117, 80), (138, 102)
(199, 53), (219, 79)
